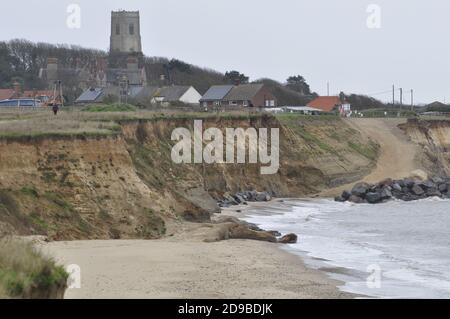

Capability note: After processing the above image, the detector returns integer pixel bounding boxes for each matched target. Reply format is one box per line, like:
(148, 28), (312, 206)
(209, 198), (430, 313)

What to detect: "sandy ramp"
(43, 239), (353, 299)
(322, 118), (423, 196)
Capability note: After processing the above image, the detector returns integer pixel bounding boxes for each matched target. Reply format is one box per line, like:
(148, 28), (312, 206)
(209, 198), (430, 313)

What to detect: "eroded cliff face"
(0, 115), (379, 240)
(400, 119), (450, 177)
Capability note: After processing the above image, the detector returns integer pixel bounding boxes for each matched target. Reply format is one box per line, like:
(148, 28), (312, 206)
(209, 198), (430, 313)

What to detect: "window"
(116, 24), (120, 35)
(230, 101), (238, 106)
(214, 101), (220, 106)
(129, 24), (135, 35)
(243, 100), (249, 107)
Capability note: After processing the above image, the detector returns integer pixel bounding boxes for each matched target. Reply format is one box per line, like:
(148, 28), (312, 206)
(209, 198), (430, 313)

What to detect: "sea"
(243, 197), (450, 298)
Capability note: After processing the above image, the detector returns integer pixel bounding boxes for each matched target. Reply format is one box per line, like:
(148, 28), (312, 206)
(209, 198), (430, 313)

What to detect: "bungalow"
(75, 85), (201, 106)
(199, 85), (234, 107)
(307, 96), (351, 115)
(200, 84), (277, 108)
(152, 86), (202, 106)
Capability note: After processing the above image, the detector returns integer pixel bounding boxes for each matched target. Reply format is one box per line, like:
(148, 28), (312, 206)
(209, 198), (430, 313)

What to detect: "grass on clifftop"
(81, 103), (137, 113)
(0, 238), (68, 299)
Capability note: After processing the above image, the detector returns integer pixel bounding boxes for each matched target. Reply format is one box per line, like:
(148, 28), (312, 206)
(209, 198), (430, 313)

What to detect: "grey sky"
(0, 0), (448, 104)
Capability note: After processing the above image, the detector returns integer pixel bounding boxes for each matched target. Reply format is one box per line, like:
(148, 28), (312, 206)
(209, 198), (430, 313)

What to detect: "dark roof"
(223, 84), (265, 101)
(75, 88), (103, 103)
(75, 86), (159, 104)
(200, 85), (234, 102)
(155, 86), (191, 102)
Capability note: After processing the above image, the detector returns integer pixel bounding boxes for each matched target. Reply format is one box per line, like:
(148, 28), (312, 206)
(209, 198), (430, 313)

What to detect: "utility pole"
(392, 85), (395, 106)
(399, 88), (403, 109)
(327, 82), (330, 96)
(410, 89), (414, 111)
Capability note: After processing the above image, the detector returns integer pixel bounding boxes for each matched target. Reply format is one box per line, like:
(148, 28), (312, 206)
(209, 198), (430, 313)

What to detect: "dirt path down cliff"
(322, 118), (424, 197)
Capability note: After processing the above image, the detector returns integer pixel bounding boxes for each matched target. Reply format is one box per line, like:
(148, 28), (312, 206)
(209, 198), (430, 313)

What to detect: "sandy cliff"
(0, 114), (384, 240)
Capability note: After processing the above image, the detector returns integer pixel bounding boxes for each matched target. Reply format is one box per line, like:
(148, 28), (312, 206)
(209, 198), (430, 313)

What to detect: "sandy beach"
(42, 210), (355, 299)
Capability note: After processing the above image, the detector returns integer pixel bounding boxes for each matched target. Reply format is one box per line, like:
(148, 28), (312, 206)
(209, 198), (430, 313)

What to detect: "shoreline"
(40, 199), (358, 299)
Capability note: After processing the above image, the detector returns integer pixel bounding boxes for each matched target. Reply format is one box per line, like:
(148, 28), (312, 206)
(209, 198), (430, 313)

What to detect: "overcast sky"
(1, 0), (449, 104)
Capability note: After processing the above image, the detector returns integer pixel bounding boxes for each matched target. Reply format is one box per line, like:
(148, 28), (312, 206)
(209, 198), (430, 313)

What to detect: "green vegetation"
(82, 103), (137, 113)
(354, 108), (417, 118)
(43, 192), (73, 211)
(137, 208), (166, 239)
(0, 238), (68, 298)
(348, 141), (379, 161)
(20, 186), (39, 198)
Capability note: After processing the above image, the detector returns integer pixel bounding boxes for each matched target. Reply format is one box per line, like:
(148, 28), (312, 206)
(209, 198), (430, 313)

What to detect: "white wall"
(180, 87), (202, 105)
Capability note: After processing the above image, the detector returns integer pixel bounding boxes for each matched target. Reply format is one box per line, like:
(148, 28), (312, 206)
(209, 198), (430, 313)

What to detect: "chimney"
(46, 57), (59, 82)
(12, 81), (21, 98)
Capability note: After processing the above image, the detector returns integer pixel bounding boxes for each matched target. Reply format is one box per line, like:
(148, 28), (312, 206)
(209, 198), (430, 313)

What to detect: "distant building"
(152, 86), (202, 106)
(110, 11), (142, 54)
(200, 84), (277, 108)
(200, 85), (234, 107)
(40, 11), (147, 90)
(75, 85), (201, 106)
(0, 82), (54, 106)
(307, 96), (351, 115)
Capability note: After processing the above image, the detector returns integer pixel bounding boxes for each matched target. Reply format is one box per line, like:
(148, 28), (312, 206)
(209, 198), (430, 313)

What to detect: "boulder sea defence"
(335, 176), (450, 204)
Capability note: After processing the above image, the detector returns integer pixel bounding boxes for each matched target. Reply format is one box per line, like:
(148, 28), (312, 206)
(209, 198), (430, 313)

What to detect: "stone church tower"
(110, 11), (142, 53)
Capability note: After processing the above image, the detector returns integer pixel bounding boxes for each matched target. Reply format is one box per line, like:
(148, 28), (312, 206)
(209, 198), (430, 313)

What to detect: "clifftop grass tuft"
(0, 238), (68, 299)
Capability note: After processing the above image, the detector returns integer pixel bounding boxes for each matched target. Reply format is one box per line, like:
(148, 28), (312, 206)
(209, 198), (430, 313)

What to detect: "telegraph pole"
(410, 89), (414, 111)
(327, 82), (330, 96)
(392, 85), (395, 106)
(399, 88), (403, 109)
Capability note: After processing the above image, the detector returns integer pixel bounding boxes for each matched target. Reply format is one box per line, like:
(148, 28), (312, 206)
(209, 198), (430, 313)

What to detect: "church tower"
(110, 11), (142, 54)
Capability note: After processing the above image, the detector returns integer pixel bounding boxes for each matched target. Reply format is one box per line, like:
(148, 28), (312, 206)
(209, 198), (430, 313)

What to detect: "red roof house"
(307, 96), (346, 112)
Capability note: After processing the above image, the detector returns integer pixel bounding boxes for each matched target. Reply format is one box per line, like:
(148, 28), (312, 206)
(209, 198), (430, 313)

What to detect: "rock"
(256, 192), (272, 202)
(431, 176), (444, 184)
(411, 184), (425, 196)
(380, 187), (393, 200)
(341, 190), (352, 201)
(420, 180), (436, 189)
(349, 195), (366, 204)
(334, 196), (346, 203)
(233, 194), (244, 204)
(404, 179), (415, 188)
(438, 183), (448, 193)
(392, 183), (402, 192)
(228, 224), (277, 243)
(366, 192), (382, 204)
(278, 233), (298, 244)
(351, 182), (371, 197)
(248, 191), (258, 201)
(396, 180), (406, 188)
(426, 188), (442, 197)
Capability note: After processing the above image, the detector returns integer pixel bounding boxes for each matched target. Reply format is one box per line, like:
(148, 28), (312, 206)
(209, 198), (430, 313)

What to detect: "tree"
(224, 71), (249, 85)
(286, 75), (311, 95)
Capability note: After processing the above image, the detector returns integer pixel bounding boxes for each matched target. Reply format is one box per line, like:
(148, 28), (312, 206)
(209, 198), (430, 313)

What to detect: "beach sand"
(41, 203), (355, 299)
(43, 238), (353, 299)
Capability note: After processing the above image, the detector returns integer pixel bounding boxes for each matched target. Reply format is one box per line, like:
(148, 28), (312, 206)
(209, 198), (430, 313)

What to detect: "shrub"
(0, 238), (68, 298)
